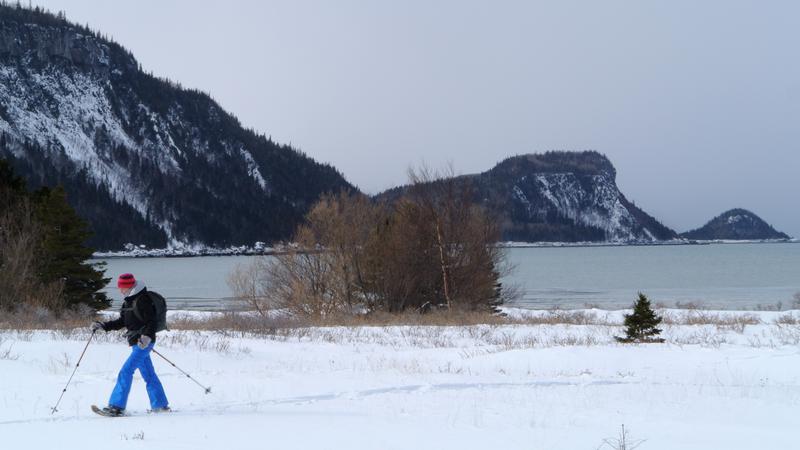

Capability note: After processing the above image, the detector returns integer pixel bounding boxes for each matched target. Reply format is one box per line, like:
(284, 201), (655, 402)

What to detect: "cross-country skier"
(90, 273), (170, 416)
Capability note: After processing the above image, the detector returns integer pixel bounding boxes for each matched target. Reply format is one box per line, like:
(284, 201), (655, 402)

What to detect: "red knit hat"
(117, 273), (136, 289)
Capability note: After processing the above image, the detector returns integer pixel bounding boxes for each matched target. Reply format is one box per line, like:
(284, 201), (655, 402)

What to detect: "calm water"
(507, 243), (799, 310)
(96, 243), (800, 311)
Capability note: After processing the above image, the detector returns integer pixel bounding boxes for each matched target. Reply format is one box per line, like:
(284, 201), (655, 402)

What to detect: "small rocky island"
(681, 209), (791, 241)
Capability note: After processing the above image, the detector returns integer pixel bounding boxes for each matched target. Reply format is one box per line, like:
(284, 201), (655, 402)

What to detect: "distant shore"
(93, 238), (798, 258)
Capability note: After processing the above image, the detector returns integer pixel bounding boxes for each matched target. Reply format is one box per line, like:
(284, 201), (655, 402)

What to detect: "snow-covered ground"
(2, 309), (800, 449)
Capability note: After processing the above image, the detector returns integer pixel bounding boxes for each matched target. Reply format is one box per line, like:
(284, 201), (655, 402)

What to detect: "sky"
(29, 0), (800, 237)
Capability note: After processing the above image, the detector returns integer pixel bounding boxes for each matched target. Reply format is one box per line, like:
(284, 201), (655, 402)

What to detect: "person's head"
(117, 273), (137, 297)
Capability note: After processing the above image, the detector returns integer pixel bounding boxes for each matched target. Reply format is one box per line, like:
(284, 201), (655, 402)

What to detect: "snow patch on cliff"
(526, 172), (652, 242)
(0, 64), (179, 239)
(239, 146), (268, 192)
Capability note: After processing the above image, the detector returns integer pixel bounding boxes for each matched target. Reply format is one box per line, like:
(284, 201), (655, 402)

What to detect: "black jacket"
(102, 288), (158, 346)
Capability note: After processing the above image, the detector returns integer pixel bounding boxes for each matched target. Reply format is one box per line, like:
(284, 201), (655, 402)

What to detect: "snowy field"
(2, 308), (800, 449)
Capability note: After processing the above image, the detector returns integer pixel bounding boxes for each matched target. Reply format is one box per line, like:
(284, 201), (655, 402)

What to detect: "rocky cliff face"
(680, 209), (791, 241)
(473, 152), (677, 242)
(0, 6), (353, 250)
(380, 151), (677, 243)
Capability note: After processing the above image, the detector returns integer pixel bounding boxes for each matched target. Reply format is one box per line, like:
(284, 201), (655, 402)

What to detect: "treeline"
(486, 151), (617, 178)
(0, 2), (72, 29)
(0, 159), (108, 313)
(230, 168), (510, 319)
(0, 1), (120, 46)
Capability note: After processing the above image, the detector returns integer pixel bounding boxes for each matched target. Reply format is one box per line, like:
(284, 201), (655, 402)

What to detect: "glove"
(90, 321), (104, 332)
(138, 335), (152, 349)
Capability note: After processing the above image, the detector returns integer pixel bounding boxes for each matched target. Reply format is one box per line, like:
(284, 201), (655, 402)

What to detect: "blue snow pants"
(108, 343), (169, 410)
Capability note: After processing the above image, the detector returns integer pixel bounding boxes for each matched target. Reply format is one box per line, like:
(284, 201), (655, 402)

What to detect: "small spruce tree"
(616, 292), (664, 343)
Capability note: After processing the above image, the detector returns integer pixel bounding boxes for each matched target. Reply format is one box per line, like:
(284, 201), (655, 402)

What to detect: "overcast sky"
(31, 0), (800, 237)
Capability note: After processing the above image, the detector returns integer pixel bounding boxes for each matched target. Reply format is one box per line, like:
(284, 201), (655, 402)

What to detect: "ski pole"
(51, 330), (96, 414)
(151, 348), (211, 394)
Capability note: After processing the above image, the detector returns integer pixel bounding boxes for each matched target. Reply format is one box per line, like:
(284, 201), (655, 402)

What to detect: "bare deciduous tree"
(230, 192), (384, 319)
(0, 197), (64, 312)
(230, 167), (511, 321)
(402, 164), (505, 312)
(227, 256), (273, 316)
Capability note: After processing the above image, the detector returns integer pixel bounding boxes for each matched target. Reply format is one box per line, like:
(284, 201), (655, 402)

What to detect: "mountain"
(0, 5), (354, 250)
(680, 209), (791, 241)
(380, 151), (678, 243)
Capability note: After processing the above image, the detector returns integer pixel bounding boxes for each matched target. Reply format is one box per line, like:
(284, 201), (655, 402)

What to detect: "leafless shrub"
(396, 327), (452, 348)
(775, 313), (800, 325)
(755, 302), (784, 311)
(227, 257), (276, 317)
(482, 327), (602, 350)
(167, 311), (293, 336)
(150, 330), (252, 355)
(46, 352), (72, 374)
(333, 309), (509, 327)
(0, 304), (93, 331)
(143, 308), (618, 332)
(511, 309), (617, 326)
(0, 337), (19, 360)
(228, 193), (386, 319)
(140, 312), (612, 349)
(720, 316), (758, 333)
(661, 310), (760, 333)
(464, 325), (496, 341)
(746, 334), (774, 349)
(550, 333), (603, 346)
(0, 198), (64, 312)
(0, 322), (249, 355)
(671, 328), (728, 348)
(214, 339), (231, 353)
(598, 424), (645, 450)
(674, 301), (702, 310)
(122, 431), (145, 441)
(12, 330), (34, 341)
(769, 324), (800, 346)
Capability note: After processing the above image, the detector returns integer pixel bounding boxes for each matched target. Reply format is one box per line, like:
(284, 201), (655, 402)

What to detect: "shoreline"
(93, 238), (798, 259)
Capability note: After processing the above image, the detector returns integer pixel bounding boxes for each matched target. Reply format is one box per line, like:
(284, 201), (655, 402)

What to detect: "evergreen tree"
(33, 186), (110, 310)
(0, 158), (26, 194)
(616, 292), (664, 343)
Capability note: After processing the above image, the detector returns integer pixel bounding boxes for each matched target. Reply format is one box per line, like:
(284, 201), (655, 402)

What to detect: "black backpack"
(133, 291), (168, 333)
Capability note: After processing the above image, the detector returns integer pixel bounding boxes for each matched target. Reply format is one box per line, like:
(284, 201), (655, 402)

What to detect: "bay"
(96, 243), (800, 311)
